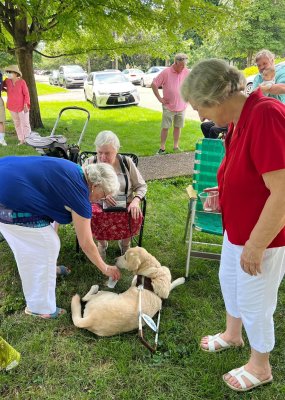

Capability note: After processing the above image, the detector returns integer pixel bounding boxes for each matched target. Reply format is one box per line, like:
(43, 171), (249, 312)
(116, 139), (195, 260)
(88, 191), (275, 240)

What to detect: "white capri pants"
(0, 222), (60, 315)
(219, 232), (285, 353)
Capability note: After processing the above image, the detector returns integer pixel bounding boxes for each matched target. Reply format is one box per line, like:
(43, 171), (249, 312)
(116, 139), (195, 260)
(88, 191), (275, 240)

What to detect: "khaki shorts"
(161, 105), (185, 129)
(0, 98), (5, 123)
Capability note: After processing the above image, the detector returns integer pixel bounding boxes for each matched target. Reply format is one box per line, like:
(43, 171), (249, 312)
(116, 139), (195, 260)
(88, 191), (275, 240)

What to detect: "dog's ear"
(151, 267), (172, 299)
(125, 251), (141, 272)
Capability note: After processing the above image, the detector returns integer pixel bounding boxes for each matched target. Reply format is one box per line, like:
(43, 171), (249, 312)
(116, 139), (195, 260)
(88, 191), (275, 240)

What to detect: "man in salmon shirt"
(151, 53), (189, 155)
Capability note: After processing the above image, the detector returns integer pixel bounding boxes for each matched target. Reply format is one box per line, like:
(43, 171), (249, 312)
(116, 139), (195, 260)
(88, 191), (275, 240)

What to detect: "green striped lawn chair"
(184, 138), (225, 277)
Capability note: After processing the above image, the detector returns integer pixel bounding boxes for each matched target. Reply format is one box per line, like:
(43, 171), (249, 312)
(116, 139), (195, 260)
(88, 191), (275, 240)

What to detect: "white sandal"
(223, 365), (273, 392)
(201, 333), (244, 353)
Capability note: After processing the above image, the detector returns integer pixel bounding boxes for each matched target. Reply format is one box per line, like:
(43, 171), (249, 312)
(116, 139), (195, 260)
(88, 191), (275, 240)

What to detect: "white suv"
(58, 65), (87, 88)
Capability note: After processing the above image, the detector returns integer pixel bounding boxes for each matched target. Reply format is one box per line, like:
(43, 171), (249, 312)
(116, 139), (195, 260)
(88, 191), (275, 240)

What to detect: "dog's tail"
(170, 277), (185, 291)
(71, 294), (94, 329)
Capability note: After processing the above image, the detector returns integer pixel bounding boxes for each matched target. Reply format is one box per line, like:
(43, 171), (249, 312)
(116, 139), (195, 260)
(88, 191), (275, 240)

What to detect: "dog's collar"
(136, 275), (154, 292)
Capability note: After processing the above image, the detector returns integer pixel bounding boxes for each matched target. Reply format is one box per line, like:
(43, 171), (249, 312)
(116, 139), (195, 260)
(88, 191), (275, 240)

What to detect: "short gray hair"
(175, 53), (188, 62)
(181, 58), (246, 107)
(83, 163), (120, 196)
(94, 130), (120, 151)
(254, 49), (275, 63)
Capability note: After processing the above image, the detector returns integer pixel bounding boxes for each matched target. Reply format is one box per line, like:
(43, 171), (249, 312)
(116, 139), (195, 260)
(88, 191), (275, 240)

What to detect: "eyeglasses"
(176, 57), (188, 62)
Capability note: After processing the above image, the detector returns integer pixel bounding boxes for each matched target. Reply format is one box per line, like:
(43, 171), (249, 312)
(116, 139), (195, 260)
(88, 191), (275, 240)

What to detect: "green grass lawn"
(1, 82), (68, 97)
(1, 105), (285, 399)
(0, 100), (201, 156)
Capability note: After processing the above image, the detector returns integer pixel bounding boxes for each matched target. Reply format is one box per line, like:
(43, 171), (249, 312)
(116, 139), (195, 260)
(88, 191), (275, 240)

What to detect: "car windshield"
(64, 66), (84, 73)
(94, 73), (128, 83)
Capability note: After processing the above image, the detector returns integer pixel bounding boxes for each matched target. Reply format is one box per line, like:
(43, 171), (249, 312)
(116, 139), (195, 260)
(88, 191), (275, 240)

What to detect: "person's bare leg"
(223, 349), (272, 389)
(173, 127), (181, 149)
(201, 313), (244, 350)
(0, 121), (7, 145)
(119, 238), (131, 255)
(98, 240), (108, 260)
(160, 128), (169, 150)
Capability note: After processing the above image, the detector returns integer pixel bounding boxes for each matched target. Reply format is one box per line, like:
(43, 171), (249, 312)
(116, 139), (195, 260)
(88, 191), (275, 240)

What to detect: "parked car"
(122, 68), (145, 85)
(140, 66), (167, 87)
(49, 70), (59, 85)
(245, 61), (285, 95)
(104, 69), (121, 72)
(84, 71), (140, 108)
(58, 65), (87, 88)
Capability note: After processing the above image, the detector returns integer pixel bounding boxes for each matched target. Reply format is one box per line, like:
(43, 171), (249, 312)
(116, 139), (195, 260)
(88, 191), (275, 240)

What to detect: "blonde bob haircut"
(83, 163), (119, 196)
(181, 58), (246, 107)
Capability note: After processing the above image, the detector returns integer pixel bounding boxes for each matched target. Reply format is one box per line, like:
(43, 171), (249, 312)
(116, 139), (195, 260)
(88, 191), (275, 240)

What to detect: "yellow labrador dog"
(71, 247), (184, 336)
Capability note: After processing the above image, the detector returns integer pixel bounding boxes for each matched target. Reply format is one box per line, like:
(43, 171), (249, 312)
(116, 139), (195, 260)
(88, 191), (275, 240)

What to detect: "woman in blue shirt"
(0, 156), (120, 319)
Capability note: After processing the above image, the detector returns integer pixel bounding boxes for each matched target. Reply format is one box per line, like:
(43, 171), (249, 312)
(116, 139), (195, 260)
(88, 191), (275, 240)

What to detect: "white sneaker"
(0, 139), (7, 146)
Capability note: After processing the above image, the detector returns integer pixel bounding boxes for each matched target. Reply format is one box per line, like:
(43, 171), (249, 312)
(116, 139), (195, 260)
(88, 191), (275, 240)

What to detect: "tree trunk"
(247, 50), (254, 67)
(13, 16), (44, 129)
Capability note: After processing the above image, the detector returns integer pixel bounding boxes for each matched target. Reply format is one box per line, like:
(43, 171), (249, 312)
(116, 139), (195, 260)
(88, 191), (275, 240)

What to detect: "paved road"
(37, 77), (200, 121)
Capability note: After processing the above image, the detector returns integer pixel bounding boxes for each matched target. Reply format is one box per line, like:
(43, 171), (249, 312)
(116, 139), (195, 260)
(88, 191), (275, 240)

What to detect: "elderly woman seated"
(84, 130), (147, 259)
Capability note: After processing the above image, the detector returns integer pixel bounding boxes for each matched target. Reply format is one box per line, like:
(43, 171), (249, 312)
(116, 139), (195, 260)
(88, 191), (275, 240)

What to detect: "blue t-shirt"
(253, 64), (285, 104)
(0, 156), (91, 224)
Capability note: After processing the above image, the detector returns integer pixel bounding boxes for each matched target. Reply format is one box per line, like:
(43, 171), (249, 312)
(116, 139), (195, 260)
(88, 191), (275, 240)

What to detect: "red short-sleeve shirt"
(217, 89), (285, 247)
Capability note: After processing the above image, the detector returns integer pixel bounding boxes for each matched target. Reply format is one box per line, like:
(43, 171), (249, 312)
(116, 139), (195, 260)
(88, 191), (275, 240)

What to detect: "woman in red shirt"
(181, 59), (285, 392)
(3, 65), (31, 145)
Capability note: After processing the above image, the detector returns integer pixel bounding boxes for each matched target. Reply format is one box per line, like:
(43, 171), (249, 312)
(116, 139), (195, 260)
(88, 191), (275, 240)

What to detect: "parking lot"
(36, 75), (200, 121)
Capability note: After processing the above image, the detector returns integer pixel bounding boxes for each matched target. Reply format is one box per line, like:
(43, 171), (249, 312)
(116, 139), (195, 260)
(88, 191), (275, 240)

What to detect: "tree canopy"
(2, 0), (283, 127)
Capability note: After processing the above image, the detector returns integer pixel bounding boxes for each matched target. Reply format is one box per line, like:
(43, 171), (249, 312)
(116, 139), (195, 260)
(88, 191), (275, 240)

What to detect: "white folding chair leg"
(185, 199), (197, 278)
(183, 200), (192, 242)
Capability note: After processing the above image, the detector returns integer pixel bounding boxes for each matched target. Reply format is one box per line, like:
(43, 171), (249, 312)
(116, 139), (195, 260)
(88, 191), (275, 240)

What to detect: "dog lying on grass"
(71, 247), (184, 337)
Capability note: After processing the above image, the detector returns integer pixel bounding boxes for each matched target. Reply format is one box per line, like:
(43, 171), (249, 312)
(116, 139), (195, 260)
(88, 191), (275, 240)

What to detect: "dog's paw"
(90, 284), (99, 293)
(82, 285), (99, 301)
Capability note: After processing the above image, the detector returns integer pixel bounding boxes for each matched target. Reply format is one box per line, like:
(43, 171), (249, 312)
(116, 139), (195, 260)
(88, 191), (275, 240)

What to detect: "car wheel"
(92, 94), (98, 108)
(84, 90), (88, 101)
(140, 78), (145, 87)
(63, 80), (69, 89)
(245, 82), (253, 96)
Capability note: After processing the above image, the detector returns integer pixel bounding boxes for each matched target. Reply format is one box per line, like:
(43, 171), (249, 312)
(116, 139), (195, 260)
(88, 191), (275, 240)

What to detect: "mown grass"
(1, 104), (285, 399)
(1, 82), (67, 97)
(0, 100), (201, 156)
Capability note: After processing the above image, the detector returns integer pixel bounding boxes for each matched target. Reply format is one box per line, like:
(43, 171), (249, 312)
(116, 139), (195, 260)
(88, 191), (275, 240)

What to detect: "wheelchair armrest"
(186, 185), (197, 200)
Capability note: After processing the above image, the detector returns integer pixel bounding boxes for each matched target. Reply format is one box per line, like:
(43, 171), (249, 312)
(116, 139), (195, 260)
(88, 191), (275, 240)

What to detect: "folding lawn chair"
(184, 138), (225, 278)
(76, 151), (147, 252)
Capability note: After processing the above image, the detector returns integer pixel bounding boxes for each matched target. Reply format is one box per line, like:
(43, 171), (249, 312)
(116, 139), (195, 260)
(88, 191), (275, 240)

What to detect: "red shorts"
(90, 203), (143, 240)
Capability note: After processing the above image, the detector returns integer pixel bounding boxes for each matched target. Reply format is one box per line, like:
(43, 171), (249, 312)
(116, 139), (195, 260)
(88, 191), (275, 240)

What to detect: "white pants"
(10, 110), (31, 141)
(219, 232), (285, 353)
(0, 223), (60, 314)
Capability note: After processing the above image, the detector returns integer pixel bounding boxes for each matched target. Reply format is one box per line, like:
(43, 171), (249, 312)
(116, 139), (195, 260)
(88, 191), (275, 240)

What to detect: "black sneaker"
(156, 148), (166, 155)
